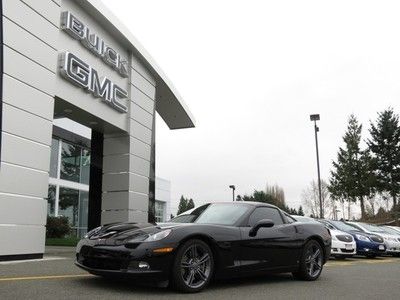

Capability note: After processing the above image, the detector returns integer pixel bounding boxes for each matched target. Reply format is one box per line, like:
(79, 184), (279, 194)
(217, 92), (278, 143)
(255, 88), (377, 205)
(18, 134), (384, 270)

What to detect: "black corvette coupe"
(75, 202), (331, 292)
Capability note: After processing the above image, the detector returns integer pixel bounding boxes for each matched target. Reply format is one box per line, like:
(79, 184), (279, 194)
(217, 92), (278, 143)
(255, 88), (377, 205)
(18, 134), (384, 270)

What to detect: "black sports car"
(75, 202), (331, 292)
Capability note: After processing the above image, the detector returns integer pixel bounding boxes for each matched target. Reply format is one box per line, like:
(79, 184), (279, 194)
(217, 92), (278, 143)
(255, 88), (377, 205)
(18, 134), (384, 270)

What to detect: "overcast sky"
(104, 0), (400, 215)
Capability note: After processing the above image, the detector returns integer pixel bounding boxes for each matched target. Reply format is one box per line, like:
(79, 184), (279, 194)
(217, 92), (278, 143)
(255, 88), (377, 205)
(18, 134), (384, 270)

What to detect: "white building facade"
(0, 0), (194, 260)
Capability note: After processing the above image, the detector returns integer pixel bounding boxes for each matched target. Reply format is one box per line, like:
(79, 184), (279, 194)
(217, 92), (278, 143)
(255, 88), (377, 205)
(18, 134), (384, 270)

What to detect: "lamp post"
(310, 114), (323, 219)
(229, 185), (236, 202)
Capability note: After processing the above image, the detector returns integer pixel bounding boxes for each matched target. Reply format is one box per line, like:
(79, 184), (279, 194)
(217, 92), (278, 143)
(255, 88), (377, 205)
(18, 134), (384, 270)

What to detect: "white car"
(291, 215), (356, 258)
(329, 228), (357, 258)
(346, 222), (400, 257)
(380, 226), (400, 245)
(384, 226), (400, 235)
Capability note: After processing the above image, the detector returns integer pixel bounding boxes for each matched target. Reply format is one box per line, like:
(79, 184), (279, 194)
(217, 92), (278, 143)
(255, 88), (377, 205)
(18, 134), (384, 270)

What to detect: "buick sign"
(61, 11), (129, 78)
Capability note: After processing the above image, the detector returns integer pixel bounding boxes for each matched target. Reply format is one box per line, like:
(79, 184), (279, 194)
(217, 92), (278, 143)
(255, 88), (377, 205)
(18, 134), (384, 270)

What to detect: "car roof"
(177, 201), (278, 216)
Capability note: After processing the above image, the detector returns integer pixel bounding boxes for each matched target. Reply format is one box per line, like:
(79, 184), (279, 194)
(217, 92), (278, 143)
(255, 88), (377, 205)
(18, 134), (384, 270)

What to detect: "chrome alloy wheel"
(305, 244), (323, 278)
(180, 243), (211, 289)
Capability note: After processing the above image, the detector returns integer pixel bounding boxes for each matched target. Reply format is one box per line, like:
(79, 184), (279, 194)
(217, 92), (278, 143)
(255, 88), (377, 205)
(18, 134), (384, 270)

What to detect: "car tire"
(293, 240), (324, 281)
(171, 239), (214, 293)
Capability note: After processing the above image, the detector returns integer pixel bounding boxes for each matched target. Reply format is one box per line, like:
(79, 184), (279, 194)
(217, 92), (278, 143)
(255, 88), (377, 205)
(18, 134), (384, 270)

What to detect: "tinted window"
(195, 204), (250, 225)
(169, 215), (197, 223)
(248, 207), (284, 227)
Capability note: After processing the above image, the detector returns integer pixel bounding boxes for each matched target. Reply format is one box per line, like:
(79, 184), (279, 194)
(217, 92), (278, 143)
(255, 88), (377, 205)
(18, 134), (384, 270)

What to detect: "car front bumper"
(356, 240), (386, 256)
(75, 240), (175, 281)
(331, 240), (356, 256)
(384, 241), (400, 254)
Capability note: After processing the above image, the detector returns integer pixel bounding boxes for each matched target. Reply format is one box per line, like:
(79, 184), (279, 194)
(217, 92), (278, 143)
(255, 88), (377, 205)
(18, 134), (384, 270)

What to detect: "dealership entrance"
(50, 90), (157, 237)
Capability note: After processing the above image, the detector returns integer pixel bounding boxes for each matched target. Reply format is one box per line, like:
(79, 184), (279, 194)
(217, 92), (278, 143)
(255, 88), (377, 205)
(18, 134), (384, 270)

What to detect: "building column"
(0, 0), (58, 258)
(100, 55), (156, 224)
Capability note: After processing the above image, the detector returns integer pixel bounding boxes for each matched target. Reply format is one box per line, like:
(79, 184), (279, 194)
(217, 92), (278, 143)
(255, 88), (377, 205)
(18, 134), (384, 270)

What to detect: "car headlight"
(356, 234), (370, 242)
(144, 229), (172, 242)
(84, 226), (102, 238)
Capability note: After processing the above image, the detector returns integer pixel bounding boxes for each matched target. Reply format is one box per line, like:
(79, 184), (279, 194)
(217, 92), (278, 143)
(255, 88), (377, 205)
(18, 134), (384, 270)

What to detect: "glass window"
(330, 220), (359, 232)
(80, 149), (91, 185)
(49, 139), (59, 178)
(60, 141), (81, 183)
(195, 204), (250, 225)
(155, 201), (165, 222)
(58, 187), (79, 228)
(248, 207), (284, 227)
(78, 191), (89, 238)
(169, 214), (197, 223)
(47, 185), (56, 216)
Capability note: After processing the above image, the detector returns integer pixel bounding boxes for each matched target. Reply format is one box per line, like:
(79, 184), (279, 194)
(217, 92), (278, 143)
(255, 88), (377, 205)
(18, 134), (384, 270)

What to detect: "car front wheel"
(171, 239), (214, 293)
(293, 240), (324, 281)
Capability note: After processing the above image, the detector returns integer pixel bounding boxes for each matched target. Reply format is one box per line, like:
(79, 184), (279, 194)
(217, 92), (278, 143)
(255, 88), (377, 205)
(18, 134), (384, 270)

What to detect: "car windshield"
(330, 220), (359, 232)
(195, 203), (250, 225)
(294, 216), (317, 223)
(169, 215), (197, 223)
(168, 204), (211, 223)
(359, 223), (387, 233)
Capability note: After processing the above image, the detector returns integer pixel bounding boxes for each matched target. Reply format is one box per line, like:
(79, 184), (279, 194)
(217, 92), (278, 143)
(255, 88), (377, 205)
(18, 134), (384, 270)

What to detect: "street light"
(310, 114), (323, 219)
(229, 185), (236, 202)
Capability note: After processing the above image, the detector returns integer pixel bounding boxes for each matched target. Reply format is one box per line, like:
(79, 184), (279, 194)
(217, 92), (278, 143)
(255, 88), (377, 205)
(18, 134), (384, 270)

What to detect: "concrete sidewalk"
(45, 246), (76, 258)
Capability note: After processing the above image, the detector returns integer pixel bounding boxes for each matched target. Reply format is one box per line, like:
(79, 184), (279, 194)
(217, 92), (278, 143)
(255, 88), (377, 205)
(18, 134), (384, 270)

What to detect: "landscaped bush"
(46, 216), (71, 238)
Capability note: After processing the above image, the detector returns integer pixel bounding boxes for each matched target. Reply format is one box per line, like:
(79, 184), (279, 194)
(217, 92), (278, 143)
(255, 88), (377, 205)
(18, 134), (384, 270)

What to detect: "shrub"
(46, 216), (71, 238)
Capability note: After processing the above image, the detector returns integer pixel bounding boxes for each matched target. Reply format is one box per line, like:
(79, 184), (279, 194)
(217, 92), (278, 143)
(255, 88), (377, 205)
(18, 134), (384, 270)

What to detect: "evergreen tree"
(239, 186), (298, 214)
(329, 114), (371, 219)
(177, 195), (188, 215)
(368, 108), (400, 209)
(298, 206), (304, 216)
(187, 198), (195, 210)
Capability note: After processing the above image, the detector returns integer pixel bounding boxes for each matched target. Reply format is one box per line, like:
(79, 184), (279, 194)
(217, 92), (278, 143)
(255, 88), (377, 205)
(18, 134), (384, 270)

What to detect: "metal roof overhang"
(77, 0), (196, 129)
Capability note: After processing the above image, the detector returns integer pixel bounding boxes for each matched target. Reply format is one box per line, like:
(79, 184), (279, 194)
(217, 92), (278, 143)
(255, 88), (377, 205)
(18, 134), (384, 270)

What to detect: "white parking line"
(0, 256), (68, 265)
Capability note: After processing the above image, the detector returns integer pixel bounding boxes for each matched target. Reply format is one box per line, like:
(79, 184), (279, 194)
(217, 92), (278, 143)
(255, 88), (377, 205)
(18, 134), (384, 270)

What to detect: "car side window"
(248, 207), (284, 227)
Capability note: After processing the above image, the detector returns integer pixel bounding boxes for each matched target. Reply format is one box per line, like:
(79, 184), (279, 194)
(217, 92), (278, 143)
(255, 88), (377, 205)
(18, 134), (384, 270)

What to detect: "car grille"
(340, 248), (354, 253)
(370, 236), (383, 243)
(336, 235), (353, 242)
(78, 246), (129, 271)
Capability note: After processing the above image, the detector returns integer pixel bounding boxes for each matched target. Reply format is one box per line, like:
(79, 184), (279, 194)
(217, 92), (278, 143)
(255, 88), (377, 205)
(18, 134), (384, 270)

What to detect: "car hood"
(330, 229), (353, 237)
(342, 230), (374, 238)
(87, 222), (188, 244)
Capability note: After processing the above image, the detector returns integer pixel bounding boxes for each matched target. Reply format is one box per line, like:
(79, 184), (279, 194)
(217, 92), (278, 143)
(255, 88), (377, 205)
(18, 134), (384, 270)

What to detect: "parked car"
(318, 220), (386, 258)
(384, 226), (400, 235)
(291, 216), (356, 259)
(379, 226), (400, 251)
(76, 202), (331, 292)
(346, 222), (400, 257)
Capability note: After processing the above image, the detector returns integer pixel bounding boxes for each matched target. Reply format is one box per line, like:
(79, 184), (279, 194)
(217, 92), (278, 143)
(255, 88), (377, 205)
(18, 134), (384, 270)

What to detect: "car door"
(239, 207), (299, 271)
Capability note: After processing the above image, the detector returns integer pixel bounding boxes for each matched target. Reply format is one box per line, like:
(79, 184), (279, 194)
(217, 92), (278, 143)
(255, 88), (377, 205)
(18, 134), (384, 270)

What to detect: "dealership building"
(0, 0), (194, 260)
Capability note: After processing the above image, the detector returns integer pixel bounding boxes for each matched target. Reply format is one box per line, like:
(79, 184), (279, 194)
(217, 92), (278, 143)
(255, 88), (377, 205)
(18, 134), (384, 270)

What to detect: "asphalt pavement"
(0, 247), (399, 300)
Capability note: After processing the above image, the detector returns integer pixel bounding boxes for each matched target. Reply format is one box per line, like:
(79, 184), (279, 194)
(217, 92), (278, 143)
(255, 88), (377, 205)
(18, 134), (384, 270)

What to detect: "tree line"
(303, 108), (400, 221)
(175, 184), (305, 217)
(237, 184), (304, 216)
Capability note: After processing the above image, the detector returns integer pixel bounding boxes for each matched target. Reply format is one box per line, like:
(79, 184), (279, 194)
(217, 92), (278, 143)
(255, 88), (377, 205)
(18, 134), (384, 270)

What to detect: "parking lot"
(1, 247), (399, 300)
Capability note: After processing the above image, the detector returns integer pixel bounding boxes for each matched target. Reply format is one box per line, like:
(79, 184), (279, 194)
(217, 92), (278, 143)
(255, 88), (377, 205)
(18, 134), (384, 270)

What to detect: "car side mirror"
(249, 219), (274, 237)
